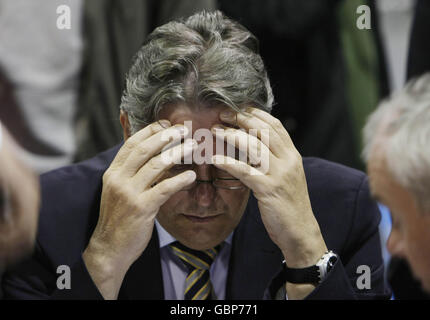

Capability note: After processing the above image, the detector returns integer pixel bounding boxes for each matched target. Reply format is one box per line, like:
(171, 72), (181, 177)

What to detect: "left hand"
(211, 107), (327, 268)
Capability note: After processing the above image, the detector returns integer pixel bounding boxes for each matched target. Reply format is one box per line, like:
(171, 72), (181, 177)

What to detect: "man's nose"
(193, 165), (216, 208)
(386, 230), (406, 258)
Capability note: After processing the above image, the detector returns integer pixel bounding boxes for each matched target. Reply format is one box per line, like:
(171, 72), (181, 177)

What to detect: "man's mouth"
(181, 214), (221, 223)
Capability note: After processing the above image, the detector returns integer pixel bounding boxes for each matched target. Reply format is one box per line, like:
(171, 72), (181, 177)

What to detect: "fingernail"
(159, 120), (171, 127)
(175, 125), (188, 135)
(220, 110), (234, 119)
(186, 171), (196, 180)
(212, 124), (224, 131)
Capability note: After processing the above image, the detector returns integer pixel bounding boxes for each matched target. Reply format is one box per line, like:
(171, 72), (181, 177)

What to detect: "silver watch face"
(326, 255), (338, 273)
(316, 252), (338, 282)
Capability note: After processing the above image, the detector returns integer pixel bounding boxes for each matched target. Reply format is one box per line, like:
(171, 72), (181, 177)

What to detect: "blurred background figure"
(363, 73), (430, 297)
(75, 0), (216, 161)
(407, 0), (430, 80)
(0, 123), (40, 295)
(219, 0), (429, 299)
(0, 0), (396, 172)
(376, 0), (415, 91)
(0, 0), (216, 172)
(385, 0), (430, 300)
(219, 0), (389, 171)
(0, 0), (83, 173)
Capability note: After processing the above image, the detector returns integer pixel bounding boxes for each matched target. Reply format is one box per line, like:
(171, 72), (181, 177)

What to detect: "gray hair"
(362, 73), (430, 213)
(120, 10), (274, 134)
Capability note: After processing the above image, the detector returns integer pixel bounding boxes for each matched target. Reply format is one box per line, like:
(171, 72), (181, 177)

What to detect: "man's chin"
(174, 226), (227, 251)
(177, 232), (224, 251)
(181, 213), (223, 224)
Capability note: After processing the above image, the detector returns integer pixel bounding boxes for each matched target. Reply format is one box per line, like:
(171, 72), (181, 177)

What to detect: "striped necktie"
(170, 241), (221, 300)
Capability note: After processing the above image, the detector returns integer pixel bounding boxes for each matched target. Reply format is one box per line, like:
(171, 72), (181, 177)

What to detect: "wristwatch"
(281, 251), (339, 284)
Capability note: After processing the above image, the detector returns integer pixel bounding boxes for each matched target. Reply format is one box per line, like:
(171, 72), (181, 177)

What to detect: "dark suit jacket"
(1, 145), (389, 299)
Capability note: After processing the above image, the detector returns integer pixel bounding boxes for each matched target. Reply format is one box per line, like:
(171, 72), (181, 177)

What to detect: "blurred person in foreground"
(0, 0), (216, 173)
(364, 73), (430, 294)
(2, 11), (388, 300)
(0, 123), (39, 272)
(385, 0), (430, 298)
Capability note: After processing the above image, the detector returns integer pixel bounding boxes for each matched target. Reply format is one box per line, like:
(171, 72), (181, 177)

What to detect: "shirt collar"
(155, 219), (233, 248)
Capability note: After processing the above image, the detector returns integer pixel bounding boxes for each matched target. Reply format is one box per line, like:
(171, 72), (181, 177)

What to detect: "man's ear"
(120, 110), (131, 140)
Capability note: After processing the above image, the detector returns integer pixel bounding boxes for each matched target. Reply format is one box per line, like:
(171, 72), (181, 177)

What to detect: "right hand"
(83, 120), (197, 299)
(0, 125), (40, 268)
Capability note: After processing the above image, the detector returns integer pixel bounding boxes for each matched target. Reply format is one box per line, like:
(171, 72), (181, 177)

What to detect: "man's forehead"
(158, 102), (229, 130)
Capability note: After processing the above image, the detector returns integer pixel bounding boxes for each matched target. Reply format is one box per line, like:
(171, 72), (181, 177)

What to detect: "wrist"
(281, 237), (327, 268)
(83, 238), (130, 299)
(84, 237), (131, 275)
(280, 250), (338, 290)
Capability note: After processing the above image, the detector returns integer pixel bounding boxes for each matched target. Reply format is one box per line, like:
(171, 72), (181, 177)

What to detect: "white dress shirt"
(155, 220), (233, 300)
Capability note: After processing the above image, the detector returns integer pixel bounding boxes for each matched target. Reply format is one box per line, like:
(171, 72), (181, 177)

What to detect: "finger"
(212, 125), (273, 169)
(146, 170), (196, 207)
(218, 109), (287, 155)
(120, 124), (188, 176)
(132, 138), (197, 190)
(244, 107), (294, 148)
(211, 154), (265, 189)
(112, 120), (171, 168)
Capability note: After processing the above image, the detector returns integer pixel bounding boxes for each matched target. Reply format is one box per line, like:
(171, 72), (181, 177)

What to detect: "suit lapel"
(226, 193), (283, 299)
(118, 228), (165, 300)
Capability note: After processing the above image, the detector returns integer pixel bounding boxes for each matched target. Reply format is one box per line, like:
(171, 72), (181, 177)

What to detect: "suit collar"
(226, 192), (283, 299)
(118, 228), (165, 300)
(155, 219), (234, 248)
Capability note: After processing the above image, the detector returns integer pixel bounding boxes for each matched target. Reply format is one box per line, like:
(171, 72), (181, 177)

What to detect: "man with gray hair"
(364, 73), (430, 293)
(2, 10), (388, 300)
